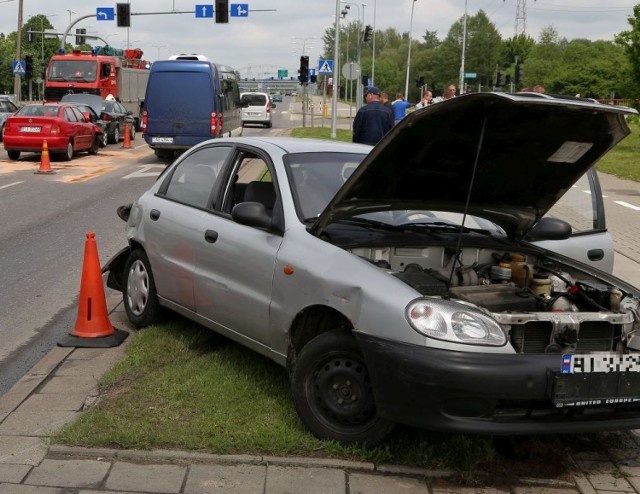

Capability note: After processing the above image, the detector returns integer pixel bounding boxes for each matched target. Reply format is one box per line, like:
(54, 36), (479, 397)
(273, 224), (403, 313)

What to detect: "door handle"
(205, 230), (219, 243)
(150, 209), (160, 221)
(587, 249), (604, 261)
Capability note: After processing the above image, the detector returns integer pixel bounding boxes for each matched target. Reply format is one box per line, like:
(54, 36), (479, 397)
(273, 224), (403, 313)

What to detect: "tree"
(615, 4), (640, 97)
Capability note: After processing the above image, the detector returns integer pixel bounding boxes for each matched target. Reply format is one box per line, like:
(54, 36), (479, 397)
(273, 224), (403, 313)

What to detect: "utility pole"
(13, 0), (24, 102)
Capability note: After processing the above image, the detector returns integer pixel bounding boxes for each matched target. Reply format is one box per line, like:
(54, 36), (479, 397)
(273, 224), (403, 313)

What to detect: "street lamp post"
(404, 0), (417, 100)
(13, 0), (24, 101)
(331, 0), (341, 139)
(371, 0), (376, 86)
(458, 0), (468, 95)
(151, 43), (167, 60)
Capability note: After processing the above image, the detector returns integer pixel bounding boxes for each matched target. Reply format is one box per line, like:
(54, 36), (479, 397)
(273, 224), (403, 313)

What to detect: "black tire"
(266, 121), (272, 128)
(123, 249), (162, 328)
(109, 125), (120, 144)
(7, 150), (19, 160)
(88, 136), (100, 155)
(290, 329), (395, 446)
(100, 131), (108, 147)
(62, 140), (73, 161)
(130, 123), (136, 141)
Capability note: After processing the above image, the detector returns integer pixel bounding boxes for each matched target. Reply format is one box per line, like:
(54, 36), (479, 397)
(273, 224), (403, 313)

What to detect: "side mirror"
(525, 217), (572, 241)
(231, 202), (272, 229)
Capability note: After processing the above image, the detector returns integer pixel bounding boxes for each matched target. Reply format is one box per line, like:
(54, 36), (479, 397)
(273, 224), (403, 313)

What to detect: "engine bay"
(350, 244), (640, 354)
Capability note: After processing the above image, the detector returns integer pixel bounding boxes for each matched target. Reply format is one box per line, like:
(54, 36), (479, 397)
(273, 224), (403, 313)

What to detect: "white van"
(240, 92), (274, 128)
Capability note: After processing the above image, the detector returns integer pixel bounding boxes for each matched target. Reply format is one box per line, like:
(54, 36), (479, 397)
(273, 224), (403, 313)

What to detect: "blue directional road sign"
(195, 5), (214, 18)
(318, 59), (333, 75)
(96, 7), (115, 21)
(231, 4), (248, 17)
(12, 60), (25, 75)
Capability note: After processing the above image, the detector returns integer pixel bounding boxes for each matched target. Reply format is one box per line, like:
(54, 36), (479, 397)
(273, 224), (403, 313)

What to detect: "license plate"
(151, 136), (174, 144)
(561, 353), (640, 374)
(245, 112), (260, 116)
(554, 353), (640, 407)
(20, 126), (41, 133)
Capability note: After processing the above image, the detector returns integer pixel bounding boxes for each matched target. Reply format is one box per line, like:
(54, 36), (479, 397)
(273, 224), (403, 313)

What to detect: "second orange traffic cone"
(122, 123), (131, 149)
(58, 232), (128, 348)
(34, 139), (55, 175)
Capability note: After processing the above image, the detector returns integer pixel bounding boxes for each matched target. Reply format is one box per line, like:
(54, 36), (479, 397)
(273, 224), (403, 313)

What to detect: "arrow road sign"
(318, 59), (333, 75)
(195, 4), (214, 17)
(96, 7), (115, 21)
(12, 60), (25, 75)
(231, 4), (248, 17)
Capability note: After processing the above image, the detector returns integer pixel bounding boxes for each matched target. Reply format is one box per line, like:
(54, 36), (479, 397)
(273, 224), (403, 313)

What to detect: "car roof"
(207, 136), (372, 155)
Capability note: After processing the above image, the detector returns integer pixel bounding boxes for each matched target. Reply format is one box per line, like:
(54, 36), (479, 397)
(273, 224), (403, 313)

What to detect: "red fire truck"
(44, 47), (150, 130)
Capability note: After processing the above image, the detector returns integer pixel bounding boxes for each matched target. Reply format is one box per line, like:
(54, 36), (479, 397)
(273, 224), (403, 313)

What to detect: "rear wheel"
(290, 329), (395, 446)
(61, 140), (73, 161)
(129, 123), (136, 140)
(109, 125), (120, 144)
(7, 150), (20, 160)
(123, 249), (162, 328)
(88, 135), (100, 155)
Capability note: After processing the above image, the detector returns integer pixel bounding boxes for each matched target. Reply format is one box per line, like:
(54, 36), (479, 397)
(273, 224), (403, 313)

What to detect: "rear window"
(18, 106), (60, 117)
(147, 72), (213, 109)
(241, 94), (267, 106)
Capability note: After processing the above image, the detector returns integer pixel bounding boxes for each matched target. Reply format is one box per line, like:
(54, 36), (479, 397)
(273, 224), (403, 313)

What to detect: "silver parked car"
(240, 91), (274, 128)
(106, 92), (640, 445)
(0, 97), (18, 142)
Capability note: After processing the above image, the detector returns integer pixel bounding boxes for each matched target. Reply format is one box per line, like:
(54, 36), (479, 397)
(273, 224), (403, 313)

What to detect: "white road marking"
(615, 200), (640, 211)
(122, 165), (165, 179)
(0, 181), (23, 190)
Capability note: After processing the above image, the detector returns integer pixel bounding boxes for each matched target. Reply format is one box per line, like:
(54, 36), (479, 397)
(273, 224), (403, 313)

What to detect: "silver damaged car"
(106, 92), (640, 445)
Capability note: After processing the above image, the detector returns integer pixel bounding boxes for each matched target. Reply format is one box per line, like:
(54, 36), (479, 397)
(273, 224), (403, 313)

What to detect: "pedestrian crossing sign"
(318, 59), (333, 75)
(13, 60), (25, 75)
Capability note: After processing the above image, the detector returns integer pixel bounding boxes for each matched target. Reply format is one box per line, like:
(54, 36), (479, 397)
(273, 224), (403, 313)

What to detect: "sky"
(0, 0), (636, 78)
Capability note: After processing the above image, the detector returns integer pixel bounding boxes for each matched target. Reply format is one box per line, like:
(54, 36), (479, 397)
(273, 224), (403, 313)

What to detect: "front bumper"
(355, 333), (640, 435)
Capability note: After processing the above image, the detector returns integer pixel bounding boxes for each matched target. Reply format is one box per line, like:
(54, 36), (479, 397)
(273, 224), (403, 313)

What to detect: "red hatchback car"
(2, 103), (104, 161)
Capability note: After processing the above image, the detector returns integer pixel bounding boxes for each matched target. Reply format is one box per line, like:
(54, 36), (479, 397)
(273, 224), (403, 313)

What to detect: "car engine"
(351, 245), (640, 355)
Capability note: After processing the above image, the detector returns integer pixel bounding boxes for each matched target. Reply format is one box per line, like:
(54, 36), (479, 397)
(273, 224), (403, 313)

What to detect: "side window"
(71, 107), (86, 122)
(223, 152), (274, 214)
(64, 108), (78, 122)
(101, 63), (111, 79)
(163, 146), (231, 209)
(545, 170), (600, 233)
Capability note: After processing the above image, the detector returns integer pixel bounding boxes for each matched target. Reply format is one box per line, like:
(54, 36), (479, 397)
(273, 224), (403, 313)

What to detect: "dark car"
(66, 103), (108, 147)
(101, 99), (136, 144)
(60, 94), (135, 145)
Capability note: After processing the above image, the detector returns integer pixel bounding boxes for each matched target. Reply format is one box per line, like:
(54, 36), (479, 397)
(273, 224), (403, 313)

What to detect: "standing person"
(415, 90), (433, 109)
(391, 92), (412, 123)
(433, 84), (457, 103)
(380, 91), (393, 114)
(352, 87), (394, 145)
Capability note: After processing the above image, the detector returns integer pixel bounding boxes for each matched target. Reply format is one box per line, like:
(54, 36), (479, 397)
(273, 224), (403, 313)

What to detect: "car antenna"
(447, 117), (488, 286)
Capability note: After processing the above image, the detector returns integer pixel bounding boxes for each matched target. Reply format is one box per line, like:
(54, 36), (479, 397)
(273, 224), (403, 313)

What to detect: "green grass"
(290, 127), (353, 142)
(597, 120), (640, 181)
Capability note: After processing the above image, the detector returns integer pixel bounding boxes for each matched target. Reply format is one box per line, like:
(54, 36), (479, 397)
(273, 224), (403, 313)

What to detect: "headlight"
(405, 298), (506, 346)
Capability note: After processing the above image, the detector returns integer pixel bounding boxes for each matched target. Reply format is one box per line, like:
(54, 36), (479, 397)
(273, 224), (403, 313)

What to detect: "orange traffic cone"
(34, 139), (55, 175)
(122, 123), (131, 149)
(58, 232), (128, 348)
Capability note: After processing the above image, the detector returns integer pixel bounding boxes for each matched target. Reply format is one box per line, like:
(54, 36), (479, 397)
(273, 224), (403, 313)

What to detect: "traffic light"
(116, 3), (131, 27)
(495, 71), (503, 87)
(215, 0), (229, 23)
(363, 25), (373, 42)
(362, 74), (368, 85)
(298, 55), (309, 84)
(505, 74), (512, 86)
(514, 63), (522, 84)
(75, 28), (86, 45)
(310, 74), (317, 84)
(416, 76), (425, 88)
(24, 55), (33, 79)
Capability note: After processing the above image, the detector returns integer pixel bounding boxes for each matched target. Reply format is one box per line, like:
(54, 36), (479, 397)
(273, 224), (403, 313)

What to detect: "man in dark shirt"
(352, 87), (394, 145)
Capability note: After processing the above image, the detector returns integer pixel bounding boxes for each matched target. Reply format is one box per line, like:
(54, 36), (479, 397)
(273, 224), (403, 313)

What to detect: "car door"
(192, 146), (284, 346)
(70, 106), (94, 149)
(63, 107), (90, 150)
(536, 168), (614, 272)
(144, 145), (233, 311)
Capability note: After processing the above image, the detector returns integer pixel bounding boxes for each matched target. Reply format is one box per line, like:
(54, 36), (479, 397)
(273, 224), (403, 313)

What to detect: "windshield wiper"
(304, 216), (405, 231)
(397, 221), (491, 235)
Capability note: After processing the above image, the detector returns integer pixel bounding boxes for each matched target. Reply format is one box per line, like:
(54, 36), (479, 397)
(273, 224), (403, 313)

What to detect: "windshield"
(241, 93), (267, 106)
(283, 151), (504, 234)
(48, 60), (98, 82)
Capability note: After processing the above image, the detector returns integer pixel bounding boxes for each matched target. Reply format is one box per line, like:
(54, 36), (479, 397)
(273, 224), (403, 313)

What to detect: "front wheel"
(290, 329), (395, 446)
(123, 249), (162, 328)
(7, 150), (20, 160)
(100, 131), (108, 147)
(129, 123), (136, 141)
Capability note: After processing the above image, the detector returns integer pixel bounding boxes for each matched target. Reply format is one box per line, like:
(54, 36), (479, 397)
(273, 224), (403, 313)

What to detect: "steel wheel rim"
(310, 354), (376, 428)
(126, 259), (149, 316)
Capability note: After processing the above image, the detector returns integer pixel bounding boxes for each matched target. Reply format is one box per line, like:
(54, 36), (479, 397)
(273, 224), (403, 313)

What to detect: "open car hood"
(309, 92), (636, 239)
(60, 94), (103, 116)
